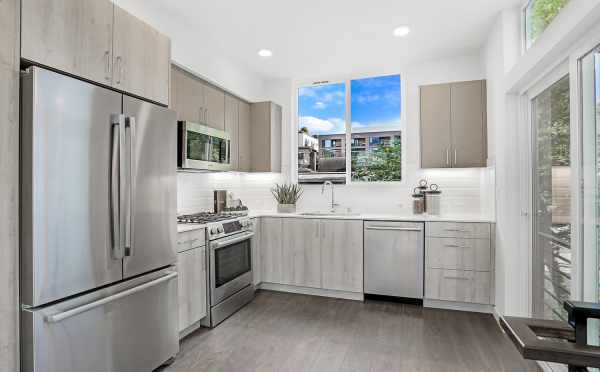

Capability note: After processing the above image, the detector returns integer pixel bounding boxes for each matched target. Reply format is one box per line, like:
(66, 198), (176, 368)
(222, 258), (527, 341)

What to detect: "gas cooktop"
(177, 212), (246, 224)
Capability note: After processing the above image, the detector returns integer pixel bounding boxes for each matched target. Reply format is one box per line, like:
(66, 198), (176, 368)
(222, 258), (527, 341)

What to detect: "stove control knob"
(241, 220), (248, 227)
(210, 227), (218, 235)
(217, 226), (224, 233)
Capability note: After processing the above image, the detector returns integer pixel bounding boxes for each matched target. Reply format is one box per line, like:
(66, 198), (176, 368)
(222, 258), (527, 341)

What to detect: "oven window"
(214, 238), (251, 287)
(187, 131), (210, 161)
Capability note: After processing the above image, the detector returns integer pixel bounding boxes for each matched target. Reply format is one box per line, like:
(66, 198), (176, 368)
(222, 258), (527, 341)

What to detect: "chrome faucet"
(321, 181), (339, 211)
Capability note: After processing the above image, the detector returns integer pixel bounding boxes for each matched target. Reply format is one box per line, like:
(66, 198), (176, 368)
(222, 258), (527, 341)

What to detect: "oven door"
(209, 232), (254, 305)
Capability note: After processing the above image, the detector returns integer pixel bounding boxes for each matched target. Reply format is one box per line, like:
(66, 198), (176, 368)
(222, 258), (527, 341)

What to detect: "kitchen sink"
(298, 211), (361, 217)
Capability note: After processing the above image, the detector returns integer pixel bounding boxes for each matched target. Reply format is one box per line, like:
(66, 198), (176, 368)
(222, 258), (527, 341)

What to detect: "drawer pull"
(178, 238), (199, 245)
(444, 244), (468, 248)
(444, 229), (468, 233)
(443, 276), (470, 280)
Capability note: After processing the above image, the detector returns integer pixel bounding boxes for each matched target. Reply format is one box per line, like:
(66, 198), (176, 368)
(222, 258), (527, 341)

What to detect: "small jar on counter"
(412, 188), (425, 215)
(424, 184), (442, 215)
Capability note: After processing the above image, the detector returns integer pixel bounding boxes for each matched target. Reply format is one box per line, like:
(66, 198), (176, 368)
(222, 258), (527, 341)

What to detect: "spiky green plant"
(271, 183), (303, 205)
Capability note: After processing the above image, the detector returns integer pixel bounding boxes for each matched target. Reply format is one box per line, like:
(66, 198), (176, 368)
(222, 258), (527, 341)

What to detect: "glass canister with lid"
(425, 184), (442, 215)
(412, 187), (425, 214)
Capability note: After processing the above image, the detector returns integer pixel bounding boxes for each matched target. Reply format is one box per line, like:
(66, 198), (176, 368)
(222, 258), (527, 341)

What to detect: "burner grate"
(177, 212), (245, 224)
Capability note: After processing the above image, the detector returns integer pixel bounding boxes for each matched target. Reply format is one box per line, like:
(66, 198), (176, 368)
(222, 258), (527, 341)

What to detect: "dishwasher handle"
(365, 226), (422, 232)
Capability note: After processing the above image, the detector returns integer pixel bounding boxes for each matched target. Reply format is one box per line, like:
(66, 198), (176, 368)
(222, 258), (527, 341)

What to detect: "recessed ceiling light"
(393, 26), (411, 37)
(258, 49), (273, 57)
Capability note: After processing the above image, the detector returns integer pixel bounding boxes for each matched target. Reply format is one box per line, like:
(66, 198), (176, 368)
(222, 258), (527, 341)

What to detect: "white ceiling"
(118, 0), (522, 80)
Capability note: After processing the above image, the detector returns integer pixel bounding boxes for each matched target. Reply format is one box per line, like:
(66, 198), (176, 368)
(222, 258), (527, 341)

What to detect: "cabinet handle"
(365, 226), (422, 232)
(454, 149), (457, 165)
(444, 244), (468, 248)
(115, 56), (122, 85)
(205, 108), (209, 124)
(446, 147), (450, 166)
(444, 229), (468, 232)
(104, 51), (111, 81)
(443, 276), (470, 281)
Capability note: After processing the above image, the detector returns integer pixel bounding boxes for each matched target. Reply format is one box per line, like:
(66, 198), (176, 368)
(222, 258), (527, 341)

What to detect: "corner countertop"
(177, 211), (495, 233)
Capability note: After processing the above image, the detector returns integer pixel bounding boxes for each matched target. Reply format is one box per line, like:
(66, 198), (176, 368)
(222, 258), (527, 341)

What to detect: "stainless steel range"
(178, 212), (254, 327)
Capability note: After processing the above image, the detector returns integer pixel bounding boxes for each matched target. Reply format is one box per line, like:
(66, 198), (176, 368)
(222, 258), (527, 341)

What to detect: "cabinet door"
(282, 218), (321, 288)
(451, 80), (487, 167)
(320, 220), (363, 292)
(204, 84), (225, 130)
(420, 84), (452, 168)
(260, 217), (283, 283)
(171, 66), (205, 123)
(251, 218), (261, 286)
(225, 95), (239, 169)
(238, 101), (252, 172)
(177, 247), (207, 333)
(113, 5), (170, 105)
(21, 0), (114, 85)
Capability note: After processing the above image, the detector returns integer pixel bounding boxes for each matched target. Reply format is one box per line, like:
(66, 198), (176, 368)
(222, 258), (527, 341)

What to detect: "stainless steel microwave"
(178, 121), (232, 171)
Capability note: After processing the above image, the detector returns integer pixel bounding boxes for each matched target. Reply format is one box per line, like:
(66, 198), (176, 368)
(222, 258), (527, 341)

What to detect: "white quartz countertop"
(177, 211), (494, 233)
(248, 211), (494, 223)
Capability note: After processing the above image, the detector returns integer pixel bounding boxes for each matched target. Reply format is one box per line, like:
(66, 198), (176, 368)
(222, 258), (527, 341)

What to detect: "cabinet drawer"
(177, 229), (206, 252)
(426, 222), (490, 239)
(425, 269), (491, 304)
(426, 237), (491, 271)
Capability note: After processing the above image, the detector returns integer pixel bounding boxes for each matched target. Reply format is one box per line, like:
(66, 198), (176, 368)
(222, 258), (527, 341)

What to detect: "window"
(524, 0), (570, 49)
(297, 75), (402, 183)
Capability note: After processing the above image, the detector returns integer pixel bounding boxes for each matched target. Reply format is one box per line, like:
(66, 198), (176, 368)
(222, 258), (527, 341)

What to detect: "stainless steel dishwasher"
(364, 221), (424, 300)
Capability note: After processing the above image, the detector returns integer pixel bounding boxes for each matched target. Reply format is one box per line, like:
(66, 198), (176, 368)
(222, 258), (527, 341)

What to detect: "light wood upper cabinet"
(225, 95), (239, 170)
(260, 217), (283, 284)
(21, 0), (171, 105)
(281, 218), (321, 288)
(113, 4), (170, 105)
(451, 81), (487, 168)
(170, 66), (205, 123)
(204, 84), (225, 130)
(320, 220), (363, 293)
(21, 0), (114, 85)
(420, 80), (487, 168)
(238, 101), (252, 172)
(250, 102), (282, 172)
(420, 83), (452, 168)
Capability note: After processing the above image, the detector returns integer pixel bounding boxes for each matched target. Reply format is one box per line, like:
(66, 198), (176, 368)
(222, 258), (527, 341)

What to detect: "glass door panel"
(532, 75), (571, 320)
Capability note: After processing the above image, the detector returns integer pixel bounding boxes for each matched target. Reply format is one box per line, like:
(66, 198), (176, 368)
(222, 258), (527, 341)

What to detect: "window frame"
(293, 72), (407, 185)
(521, 0), (571, 53)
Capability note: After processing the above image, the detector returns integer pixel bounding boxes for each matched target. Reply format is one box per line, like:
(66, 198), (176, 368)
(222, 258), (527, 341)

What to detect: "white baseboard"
(423, 299), (494, 313)
(258, 282), (364, 301)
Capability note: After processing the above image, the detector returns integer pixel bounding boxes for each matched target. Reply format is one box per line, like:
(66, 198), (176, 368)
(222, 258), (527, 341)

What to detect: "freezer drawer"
(364, 221), (424, 299)
(21, 269), (179, 372)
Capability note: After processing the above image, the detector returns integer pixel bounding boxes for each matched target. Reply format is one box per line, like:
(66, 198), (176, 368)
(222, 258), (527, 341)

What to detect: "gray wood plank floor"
(160, 290), (541, 372)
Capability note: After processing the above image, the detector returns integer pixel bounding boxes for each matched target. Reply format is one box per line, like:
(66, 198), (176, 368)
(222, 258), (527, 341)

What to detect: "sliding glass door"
(531, 75), (572, 320)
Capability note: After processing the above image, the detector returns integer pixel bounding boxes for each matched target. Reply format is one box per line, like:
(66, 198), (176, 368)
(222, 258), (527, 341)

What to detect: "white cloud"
(299, 116), (345, 135)
(314, 101), (327, 110)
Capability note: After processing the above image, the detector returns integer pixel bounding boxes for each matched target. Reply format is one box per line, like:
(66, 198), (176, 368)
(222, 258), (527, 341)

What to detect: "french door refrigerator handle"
(44, 271), (178, 324)
(110, 114), (125, 259)
(124, 116), (136, 257)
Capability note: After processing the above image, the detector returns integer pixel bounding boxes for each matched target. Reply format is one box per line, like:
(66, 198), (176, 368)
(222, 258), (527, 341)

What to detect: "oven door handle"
(211, 232), (254, 249)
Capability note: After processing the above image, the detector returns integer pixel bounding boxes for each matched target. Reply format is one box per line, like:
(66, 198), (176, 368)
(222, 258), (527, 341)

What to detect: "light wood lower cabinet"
(251, 218), (261, 286)
(259, 218), (363, 294)
(177, 246), (207, 333)
(425, 269), (491, 305)
(320, 220), (363, 293)
(260, 217), (283, 284)
(281, 218), (321, 288)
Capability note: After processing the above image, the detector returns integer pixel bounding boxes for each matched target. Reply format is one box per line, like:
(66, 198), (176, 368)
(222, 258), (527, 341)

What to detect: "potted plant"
(271, 183), (303, 213)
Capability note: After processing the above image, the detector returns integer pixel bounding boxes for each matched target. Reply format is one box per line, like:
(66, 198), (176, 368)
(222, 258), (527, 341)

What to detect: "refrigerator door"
(21, 268), (179, 372)
(21, 67), (124, 307)
(122, 95), (177, 278)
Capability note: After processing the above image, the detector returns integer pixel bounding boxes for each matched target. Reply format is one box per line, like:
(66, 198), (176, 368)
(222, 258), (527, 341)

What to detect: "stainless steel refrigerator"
(20, 67), (179, 372)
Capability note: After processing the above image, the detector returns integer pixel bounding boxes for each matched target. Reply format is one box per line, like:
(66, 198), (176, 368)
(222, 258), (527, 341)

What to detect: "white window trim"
(292, 72), (407, 186)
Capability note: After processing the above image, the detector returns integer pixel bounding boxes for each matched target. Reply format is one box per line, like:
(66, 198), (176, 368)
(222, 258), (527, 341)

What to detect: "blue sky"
(298, 75), (402, 136)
